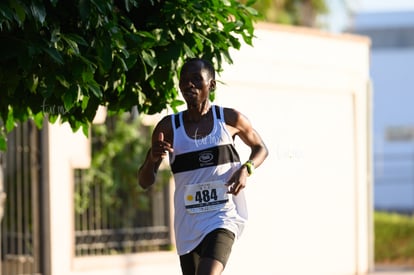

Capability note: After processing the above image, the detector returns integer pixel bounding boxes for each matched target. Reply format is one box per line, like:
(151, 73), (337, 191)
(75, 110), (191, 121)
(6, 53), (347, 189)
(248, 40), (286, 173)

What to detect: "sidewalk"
(370, 265), (414, 275)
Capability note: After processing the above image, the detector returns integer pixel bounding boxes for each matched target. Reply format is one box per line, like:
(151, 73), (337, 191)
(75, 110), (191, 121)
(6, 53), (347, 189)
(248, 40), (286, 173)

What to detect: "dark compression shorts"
(179, 228), (235, 275)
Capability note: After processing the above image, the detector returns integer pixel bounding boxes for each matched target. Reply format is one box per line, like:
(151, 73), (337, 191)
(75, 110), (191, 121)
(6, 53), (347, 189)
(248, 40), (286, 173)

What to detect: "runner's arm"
(138, 117), (173, 189)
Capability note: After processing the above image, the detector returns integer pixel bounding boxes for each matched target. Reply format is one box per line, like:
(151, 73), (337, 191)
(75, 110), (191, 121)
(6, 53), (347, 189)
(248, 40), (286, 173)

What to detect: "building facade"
(352, 11), (414, 213)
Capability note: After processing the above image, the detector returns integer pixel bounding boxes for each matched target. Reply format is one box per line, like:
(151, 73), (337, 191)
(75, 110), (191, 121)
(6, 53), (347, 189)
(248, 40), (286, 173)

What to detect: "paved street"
(370, 265), (414, 275)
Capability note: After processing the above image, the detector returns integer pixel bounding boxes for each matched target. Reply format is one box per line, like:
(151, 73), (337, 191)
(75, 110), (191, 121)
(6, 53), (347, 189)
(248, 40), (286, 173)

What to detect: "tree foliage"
(245, 0), (328, 27)
(0, 0), (258, 150)
(74, 112), (170, 216)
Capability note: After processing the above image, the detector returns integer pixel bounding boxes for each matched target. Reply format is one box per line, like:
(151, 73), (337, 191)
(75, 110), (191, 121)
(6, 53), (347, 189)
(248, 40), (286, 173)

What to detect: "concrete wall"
(45, 23), (372, 275)
(217, 23), (372, 275)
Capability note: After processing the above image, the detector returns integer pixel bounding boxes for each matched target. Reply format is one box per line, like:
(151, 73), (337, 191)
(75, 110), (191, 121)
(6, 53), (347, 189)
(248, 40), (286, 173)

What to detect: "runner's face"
(179, 61), (212, 106)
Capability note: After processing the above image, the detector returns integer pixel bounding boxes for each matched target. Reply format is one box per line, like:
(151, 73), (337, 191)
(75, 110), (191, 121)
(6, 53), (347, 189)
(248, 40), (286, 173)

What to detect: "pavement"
(369, 265), (414, 275)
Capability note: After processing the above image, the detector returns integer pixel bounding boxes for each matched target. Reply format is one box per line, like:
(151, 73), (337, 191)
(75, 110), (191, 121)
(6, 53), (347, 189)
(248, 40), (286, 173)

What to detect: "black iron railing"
(74, 169), (172, 256)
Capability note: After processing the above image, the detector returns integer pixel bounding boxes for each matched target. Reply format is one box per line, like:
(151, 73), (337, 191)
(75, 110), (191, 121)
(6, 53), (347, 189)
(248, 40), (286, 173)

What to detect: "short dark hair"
(182, 58), (215, 80)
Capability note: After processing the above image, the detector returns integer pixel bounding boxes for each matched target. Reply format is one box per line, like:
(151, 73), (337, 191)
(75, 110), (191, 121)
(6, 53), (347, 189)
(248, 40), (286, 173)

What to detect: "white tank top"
(169, 105), (248, 255)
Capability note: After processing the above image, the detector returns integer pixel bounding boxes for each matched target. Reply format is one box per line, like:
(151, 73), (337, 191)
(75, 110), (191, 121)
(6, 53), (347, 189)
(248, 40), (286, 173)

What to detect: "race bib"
(184, 181), (229, 214)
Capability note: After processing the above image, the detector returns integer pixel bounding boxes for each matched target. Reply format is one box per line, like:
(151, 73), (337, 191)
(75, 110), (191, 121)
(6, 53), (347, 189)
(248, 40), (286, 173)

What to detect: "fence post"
(0, 153), (6, 275)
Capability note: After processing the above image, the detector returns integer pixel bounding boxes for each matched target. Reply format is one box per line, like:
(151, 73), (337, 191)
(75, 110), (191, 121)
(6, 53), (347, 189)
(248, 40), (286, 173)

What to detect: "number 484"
(195, 189), (218, 203)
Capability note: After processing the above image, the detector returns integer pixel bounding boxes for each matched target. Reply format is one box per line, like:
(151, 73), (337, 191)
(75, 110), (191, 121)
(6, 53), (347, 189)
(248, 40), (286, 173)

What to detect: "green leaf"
(245, 6), (258, 16)
(63, 85), (79, 111)
(170, 99), (184, 113)
(30, 1), (46, 24)
(81, 95), (90, 110)
(79, 0), (91, 20)
(26, 74), (39, 93)
(96, 40), (112, 72)
(78, 54), (96, 69)
(182, 43), (195, 58)
(82, 123), (89, 137)
(61, 34), (80, 55)
(246, 0), (256, 6)
(5, 108), (15, 132)
(33, 112), (44, 129)
(141, 50), (157, 69)
(82, 70), (94, 82)
(141, 50), (157, 79)
(114, 74), (126, 92)
(50, 28), (60, 43)
(209, 91), (215, 102)
(48, 114), (58, 124)
(0, 135), (6, 151)
(87, 80), (103, 99)
(10, 1), (26, 26)
(137, 30), (156, 39)
(90, 0), (109, 14)
(65, 33), (88, 46)
(83, 94), (100, 121)
(49, 0), (59, 7)
(115, 54), (128, 72)
(56, 75), (70, 89)
(44, 47), (64, 64)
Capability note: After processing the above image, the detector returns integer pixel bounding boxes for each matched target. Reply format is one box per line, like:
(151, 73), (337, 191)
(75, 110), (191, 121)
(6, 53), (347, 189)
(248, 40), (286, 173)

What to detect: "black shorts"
(179, 228), (235, 275)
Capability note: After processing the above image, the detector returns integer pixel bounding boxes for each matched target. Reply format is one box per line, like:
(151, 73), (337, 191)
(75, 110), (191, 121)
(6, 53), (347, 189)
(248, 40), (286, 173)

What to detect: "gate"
(1, 121), (43, 275)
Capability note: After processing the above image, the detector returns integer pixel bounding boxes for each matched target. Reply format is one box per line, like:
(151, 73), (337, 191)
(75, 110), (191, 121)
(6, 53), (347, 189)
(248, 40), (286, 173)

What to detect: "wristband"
(243, 160), (255, 176)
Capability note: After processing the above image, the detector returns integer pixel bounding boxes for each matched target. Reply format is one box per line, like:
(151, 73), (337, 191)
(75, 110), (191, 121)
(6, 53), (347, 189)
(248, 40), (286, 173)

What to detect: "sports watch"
(243, 160), (255, 176)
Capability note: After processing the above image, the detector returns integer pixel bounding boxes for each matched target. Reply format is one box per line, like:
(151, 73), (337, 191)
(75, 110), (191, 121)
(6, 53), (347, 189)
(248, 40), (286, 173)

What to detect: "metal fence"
(74, 169), (172, 256)
(0, 116), (173, 274)
(1, 121), (42, 275)
(73, 115), (172, 256)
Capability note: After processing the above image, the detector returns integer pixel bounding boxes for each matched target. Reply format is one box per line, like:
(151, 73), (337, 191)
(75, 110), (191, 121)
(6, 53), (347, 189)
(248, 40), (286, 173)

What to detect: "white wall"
(46, 122), (90, 275)
(217, 24), (372, 275)
(45, 23), (372, 275)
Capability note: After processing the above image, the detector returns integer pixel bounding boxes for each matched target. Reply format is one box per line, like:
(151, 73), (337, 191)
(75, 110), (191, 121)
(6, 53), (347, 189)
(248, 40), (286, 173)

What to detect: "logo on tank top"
(198, 151), (214, 167)
(194, 125), (221, 148)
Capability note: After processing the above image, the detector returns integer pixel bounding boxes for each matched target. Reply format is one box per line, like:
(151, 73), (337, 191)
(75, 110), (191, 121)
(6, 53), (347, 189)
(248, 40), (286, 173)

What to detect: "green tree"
(0, 0), (258, 150)
(246, 0), (328, 27)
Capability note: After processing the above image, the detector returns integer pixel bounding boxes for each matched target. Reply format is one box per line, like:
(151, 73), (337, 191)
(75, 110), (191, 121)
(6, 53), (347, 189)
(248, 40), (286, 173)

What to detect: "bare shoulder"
(223, 107), (250, 128)
(152, 115), (174, 143)
(222, 107), (253, 137)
